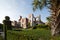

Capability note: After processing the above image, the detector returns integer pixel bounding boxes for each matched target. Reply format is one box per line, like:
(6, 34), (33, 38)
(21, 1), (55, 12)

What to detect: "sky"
(0, 0), (50, 23)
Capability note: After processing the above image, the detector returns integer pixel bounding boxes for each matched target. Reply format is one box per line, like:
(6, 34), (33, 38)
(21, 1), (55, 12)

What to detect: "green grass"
(51, 35), (60, 40)
(0, 35), (3, 40)
(1, 28), (60, 40)
(7, 29), (51, 40)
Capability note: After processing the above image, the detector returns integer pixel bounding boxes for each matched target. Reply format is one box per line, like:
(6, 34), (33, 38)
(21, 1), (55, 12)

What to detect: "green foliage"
(32, 0), (48, 11)
(32, 0), (41, 11)
(51, 35), (60, 40)
(5, 16), (10, 21)
(33, 26), (37, 29)
(3, 16), (12, 30)
(7, 29), (51, 40)
(27, 22), (31, 28)
(0, 24), (3, 31)
(0, 36), (3, 40)
(46, 17), (51, 22)
(33, 24), (49, 29)
(39, 24), (48, 28)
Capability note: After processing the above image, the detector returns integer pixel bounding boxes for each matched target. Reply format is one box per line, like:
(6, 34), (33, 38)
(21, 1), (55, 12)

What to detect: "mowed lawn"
(7, 29), (51, 40)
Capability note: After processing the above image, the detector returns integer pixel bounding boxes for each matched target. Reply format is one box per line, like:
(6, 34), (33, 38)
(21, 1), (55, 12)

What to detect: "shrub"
(7, 29), (51, 40)
(33, 26), (37, 29)
(33, 24), (49, 29)
(0, 36), (3, 40)
(0, 24), (3, 31)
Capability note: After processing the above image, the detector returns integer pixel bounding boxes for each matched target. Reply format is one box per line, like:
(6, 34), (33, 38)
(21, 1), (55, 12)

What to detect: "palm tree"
(32, 0), (60, 36)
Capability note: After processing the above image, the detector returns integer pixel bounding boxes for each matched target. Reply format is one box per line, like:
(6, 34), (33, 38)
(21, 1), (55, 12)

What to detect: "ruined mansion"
(12, 14), (44, 28)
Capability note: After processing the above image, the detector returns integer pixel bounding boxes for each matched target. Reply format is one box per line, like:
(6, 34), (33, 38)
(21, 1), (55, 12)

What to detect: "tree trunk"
(51, 9), (60, 36)
(51, 27), (55, 36)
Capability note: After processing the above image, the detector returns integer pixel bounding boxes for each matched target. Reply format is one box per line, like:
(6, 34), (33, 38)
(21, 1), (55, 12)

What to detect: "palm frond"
(32, 0), (48, 11)
(32, 0), (41, 11)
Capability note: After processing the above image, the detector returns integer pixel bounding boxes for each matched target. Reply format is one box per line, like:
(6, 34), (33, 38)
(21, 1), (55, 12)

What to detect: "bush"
(0, 24), (3, 31)
(33, 26), (37, 29)
(33, 24), (49, 29)
(7, 29), (51, 40)
(0, 36), (3, 40)
(38, 24), (48, 28)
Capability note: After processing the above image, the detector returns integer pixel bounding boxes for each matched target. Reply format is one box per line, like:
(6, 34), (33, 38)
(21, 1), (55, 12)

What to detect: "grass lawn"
(0, 35), (3, 40)
(7, 29), (51, 40)
(51, 35), (60, 40)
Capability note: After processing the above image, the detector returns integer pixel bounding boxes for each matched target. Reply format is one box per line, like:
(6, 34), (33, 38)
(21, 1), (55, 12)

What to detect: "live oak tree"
(32, 0), (60, 36)
(3, 16), (12, 40)
(3, 16), (12, 30)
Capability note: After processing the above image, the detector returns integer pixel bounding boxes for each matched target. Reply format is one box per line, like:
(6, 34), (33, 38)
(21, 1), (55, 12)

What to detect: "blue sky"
(0, 0), (50, 23)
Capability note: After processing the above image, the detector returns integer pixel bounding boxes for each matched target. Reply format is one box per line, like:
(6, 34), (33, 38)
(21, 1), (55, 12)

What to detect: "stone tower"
(28, 14), (35, 26)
